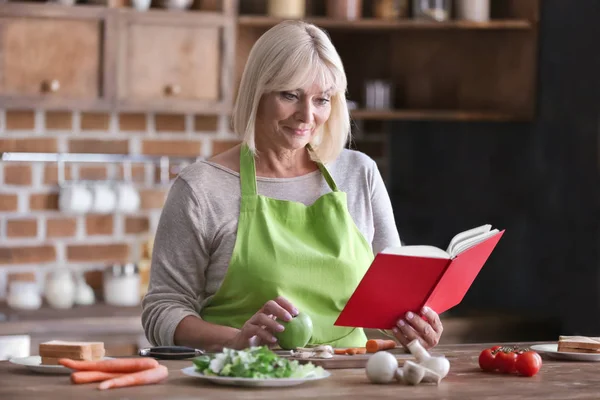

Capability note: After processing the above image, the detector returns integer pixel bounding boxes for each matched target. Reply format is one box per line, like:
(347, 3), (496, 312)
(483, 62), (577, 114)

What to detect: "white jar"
(44, 269), (75, 309)
(103, 264), (140, 307)
(7, 282), (42, 311)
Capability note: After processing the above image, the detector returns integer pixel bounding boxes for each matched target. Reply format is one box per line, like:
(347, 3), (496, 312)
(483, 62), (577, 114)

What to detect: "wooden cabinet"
(0, 4), (113, 110)
(116, 11), (228, 114)
(0, 2), (236, 114)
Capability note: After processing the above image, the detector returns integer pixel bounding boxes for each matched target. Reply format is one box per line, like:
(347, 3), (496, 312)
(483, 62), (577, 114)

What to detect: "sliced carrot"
(334, 349), (348, 355)
(366, 339), (397, 353)
(97, 365), (169, 390)
(71, 371), (124, 384)
(59, 357), (159, 373)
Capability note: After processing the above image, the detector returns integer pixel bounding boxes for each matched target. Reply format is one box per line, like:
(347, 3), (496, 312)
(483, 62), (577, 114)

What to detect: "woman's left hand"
(392, 306), (443, 350)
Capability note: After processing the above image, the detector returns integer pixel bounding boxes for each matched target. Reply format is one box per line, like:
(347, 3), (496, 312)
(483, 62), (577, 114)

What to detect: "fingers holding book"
(392, 307), (443, 350)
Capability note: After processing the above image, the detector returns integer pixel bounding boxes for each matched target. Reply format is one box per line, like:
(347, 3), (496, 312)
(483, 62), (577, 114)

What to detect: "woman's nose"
(295, 102), (313, 123)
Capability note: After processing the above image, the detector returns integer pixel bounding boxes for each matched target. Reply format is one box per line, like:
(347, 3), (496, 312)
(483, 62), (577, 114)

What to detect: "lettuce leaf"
(192, 346), (325, 379)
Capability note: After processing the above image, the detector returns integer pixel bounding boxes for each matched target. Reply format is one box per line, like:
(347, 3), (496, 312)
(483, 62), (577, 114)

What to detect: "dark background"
(388, 0), (600, 336)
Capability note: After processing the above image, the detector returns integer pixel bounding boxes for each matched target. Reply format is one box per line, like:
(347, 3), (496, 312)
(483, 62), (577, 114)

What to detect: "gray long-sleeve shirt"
(141, 149), (401, 346)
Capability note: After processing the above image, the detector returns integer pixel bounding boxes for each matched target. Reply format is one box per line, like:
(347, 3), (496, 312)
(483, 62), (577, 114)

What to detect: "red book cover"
(334, 229), (505, 329)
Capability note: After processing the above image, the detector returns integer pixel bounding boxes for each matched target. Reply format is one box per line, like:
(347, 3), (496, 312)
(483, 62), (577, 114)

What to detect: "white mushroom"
(406, 339), (450, 379)
(365, 351), (398, 384)
(314, 351), (333, 359)
(402, 360), (442, 385)
(394, 368), (404, 383)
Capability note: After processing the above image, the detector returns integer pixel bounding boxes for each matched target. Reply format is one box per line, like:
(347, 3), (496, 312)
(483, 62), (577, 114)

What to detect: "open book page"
(379, 224), (499, 260)
(380, 245), (450, 259)
(446, 224), (492, 255)
(450, 229), (499, 257)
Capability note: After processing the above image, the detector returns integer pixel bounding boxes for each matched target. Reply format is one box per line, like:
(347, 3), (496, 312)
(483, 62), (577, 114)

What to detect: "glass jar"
(373, 0), (409, 19)
(413, 0), (452, 21)
(326, 0), (363, 20)
(268, 0), (306, 19)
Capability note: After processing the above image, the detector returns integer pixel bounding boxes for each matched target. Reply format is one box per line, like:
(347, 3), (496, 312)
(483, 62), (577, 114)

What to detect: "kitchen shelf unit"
(238, 16), (533, 30)
(237, 0), (540, 122)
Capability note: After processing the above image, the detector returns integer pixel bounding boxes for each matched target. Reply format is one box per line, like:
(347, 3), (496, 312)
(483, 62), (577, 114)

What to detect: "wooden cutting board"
(277, 347), (415, 369)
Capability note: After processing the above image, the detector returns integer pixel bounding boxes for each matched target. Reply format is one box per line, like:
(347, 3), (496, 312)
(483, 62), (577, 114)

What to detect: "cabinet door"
(0, 9), (109, 109)
(118, 14), (227, 113)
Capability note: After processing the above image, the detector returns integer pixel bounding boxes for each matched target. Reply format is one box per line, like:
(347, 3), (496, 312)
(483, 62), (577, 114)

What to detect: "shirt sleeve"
(141, 177), (209, 346)
(369, 160), (402, 254)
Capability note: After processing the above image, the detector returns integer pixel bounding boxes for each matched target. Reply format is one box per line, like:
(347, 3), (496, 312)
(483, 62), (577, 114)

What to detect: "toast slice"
(557, 336), (600, 353)
(39, 341), (105, 365)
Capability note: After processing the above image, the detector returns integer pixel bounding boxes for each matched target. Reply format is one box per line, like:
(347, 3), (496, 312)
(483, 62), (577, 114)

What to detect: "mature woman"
(142, 20), (443, 352)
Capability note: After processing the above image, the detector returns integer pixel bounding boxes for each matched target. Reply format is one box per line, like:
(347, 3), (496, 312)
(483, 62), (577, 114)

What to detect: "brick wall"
(0, 109), (387, 300)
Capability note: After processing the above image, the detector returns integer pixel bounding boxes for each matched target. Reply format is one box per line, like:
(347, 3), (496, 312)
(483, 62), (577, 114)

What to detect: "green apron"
(201, 145), (374, 347)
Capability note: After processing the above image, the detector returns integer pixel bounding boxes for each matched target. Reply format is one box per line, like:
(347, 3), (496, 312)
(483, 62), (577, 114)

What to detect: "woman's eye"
(281, 92), (298, 100)
(316, 98), (330, 106)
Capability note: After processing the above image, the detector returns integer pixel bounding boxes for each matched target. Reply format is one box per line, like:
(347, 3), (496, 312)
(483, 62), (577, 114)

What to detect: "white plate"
(9, 356), (112, 374)
(180, 366), (331, 387)
(530, 344), (600, 361)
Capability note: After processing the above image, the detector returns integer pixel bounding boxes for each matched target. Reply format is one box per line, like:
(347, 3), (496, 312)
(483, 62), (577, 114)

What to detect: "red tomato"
(496, 350), (518, 374)
(516, 351), (542, 377)
(478, 348), (498, 371)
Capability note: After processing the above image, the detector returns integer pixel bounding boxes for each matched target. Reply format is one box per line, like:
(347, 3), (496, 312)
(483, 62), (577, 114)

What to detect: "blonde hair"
(232, 20), (350, 164)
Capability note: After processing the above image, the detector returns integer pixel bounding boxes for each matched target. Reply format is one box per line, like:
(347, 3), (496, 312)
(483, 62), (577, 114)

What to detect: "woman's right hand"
(226, 296), (298, 350)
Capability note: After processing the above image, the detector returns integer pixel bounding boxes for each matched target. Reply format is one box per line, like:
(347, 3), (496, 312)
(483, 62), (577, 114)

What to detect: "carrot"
(334, 348), (348, 355)
(366, 339), (397, 353)
(59, 357), (159, 373)
(71, 371), (124, 384)
(346, 347), (366, 355)
(97, 365), (169, 390)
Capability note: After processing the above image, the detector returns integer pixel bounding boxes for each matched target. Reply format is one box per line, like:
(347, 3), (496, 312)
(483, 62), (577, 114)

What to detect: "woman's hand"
(392, 306), (443, 350)
(226, 296), (298, 350)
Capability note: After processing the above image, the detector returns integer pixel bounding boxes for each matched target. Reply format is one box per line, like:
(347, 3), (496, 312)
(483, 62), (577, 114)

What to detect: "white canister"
(7, 281), (42, 311)
(44, 269), (75, 309)
(268, 0), (306, 18)
(456, 0), (490, 22)
(103, 264), (141, 307)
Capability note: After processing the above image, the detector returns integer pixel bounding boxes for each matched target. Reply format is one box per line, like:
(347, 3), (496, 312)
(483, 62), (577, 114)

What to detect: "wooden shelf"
(238, 16), (533, 30)
(350, 109), (529, 122)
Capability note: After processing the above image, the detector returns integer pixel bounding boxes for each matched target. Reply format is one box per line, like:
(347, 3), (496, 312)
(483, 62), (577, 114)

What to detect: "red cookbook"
(335, 225), (504, 329)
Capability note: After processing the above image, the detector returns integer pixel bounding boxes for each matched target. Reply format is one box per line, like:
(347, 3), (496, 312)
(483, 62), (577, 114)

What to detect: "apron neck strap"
(239, 143), (339, 195)
(240, 144), (257, 196)
(308, 144), (338, 192)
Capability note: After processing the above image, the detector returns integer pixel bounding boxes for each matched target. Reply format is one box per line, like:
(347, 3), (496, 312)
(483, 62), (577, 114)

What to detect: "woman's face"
(255, 83), (333, 152)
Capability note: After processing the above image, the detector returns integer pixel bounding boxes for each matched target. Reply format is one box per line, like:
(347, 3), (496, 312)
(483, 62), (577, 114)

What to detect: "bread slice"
(41, 357), (66, 366)
(558, 336), (600, 353)
(39, 341), (105, 365)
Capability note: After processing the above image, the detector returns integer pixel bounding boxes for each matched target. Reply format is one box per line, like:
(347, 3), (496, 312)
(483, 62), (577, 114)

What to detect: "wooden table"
(0, 343), (596, 399)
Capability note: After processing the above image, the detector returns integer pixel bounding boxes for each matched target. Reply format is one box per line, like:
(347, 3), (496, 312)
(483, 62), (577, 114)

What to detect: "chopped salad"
(192, 346), (325, 379)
